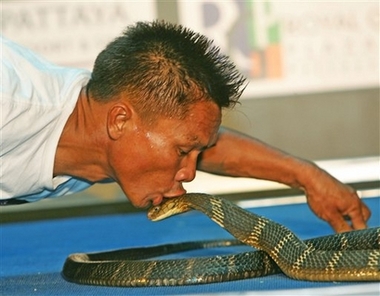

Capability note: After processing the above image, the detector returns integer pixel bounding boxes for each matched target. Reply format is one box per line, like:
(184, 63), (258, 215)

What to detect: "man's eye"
(179, 149), (189, 156)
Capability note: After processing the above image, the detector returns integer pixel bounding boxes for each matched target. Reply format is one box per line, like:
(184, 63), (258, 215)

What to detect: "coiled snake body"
(62, 193), (380, 286)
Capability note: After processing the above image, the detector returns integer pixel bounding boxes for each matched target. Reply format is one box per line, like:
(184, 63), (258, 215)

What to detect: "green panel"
(247, 0), (257, 49)
(268, 23), (280, 44)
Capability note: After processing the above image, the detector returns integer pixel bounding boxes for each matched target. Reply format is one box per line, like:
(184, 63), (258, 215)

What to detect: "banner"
(178, 1), (379, 98)
(2, 1), (379, 98)
(1, 1), (156, 69)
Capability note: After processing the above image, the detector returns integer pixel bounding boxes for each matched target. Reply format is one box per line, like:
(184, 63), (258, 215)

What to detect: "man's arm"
(197, 127), (371, 233)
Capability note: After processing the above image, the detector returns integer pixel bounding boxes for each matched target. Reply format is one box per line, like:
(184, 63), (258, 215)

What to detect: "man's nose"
(175, 166), (196, 183)
(175, 154), (197, 183)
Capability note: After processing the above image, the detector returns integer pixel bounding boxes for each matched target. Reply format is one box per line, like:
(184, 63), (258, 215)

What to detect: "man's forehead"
(149, 99), (221, 147)
(185, 110), (220, 147)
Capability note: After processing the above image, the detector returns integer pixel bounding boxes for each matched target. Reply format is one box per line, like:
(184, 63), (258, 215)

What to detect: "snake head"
(147, 196), (191, 221)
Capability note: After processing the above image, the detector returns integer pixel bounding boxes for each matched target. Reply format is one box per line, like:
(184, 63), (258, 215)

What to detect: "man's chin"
(125, 196), (148, 209)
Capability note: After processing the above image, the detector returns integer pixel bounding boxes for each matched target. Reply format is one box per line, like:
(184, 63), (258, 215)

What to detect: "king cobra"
(62, 193), (380, 286)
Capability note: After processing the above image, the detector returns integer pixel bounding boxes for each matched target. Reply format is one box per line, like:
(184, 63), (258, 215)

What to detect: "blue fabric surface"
(1, 196), (379, 295)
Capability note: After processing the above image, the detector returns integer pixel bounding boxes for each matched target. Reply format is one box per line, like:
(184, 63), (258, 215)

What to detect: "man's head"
(85, 21), (246, 207)
(87, 20), (246, 123)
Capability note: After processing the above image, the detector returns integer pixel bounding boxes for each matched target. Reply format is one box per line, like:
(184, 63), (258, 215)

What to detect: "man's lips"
(151, 196), (163, 206)
(147, 190), (187, 207)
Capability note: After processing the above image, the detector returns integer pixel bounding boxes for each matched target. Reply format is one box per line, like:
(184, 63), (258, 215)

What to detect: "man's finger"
(328, 214), (353, 233)
(347, 206), (368, 230)
(361, 201), (371, 222)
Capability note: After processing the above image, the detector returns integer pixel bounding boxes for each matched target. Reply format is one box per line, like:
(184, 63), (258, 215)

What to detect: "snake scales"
(62, 193), (380, 286)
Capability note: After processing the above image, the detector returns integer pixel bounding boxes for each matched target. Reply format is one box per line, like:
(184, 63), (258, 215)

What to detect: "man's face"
(108, 100), (221, 208)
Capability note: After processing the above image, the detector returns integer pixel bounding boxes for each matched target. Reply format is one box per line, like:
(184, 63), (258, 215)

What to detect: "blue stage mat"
(1, 196), (379, 295)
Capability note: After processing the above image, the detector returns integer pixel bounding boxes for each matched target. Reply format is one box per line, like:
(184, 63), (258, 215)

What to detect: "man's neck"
(53, 87), (110, 182)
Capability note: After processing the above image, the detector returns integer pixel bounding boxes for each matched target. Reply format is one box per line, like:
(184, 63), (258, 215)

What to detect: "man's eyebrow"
(189, 134), (217, 151)
(198, 140), (217, 151)
(189, 141), (209, 152)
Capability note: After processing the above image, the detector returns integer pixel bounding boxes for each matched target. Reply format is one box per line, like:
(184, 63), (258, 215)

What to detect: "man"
(1, 20), (370, 233)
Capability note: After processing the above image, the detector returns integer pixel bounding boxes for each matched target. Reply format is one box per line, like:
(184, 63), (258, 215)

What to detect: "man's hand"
(303, 168), (371, 233)
(198, 127), (371, 233)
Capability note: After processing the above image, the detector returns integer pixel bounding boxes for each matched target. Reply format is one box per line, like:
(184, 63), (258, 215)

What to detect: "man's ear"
(107, 103), (133, 140)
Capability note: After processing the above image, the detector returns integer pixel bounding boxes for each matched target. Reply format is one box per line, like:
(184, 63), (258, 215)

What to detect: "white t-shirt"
(1, 36), (93, 204)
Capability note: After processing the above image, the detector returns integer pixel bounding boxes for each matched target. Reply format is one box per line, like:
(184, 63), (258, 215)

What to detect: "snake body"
(62, 193), (380, 286)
